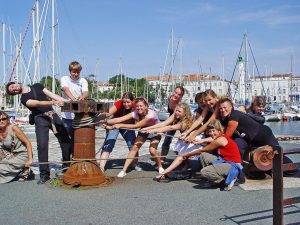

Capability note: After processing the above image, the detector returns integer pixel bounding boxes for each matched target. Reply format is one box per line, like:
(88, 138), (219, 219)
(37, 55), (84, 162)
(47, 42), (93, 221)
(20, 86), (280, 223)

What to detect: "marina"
(1, 1), (300, 225)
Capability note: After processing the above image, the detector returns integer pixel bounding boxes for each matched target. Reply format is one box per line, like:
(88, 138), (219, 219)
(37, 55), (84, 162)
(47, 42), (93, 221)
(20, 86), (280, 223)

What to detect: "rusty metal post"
(273, 145), (283, 225)
(61, 100), (110, 186)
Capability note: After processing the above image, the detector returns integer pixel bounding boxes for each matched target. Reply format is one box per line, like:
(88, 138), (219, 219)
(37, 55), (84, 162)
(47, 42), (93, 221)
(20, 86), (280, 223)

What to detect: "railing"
(273, 146), (300, 225)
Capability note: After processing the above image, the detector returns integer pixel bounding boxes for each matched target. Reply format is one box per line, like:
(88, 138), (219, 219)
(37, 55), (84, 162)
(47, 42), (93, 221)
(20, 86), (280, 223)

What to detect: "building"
(145, 74), (236, 104)
(96, 81), (114, 93)
(251, 73), (300, 104)
(144, 72), (300, 105)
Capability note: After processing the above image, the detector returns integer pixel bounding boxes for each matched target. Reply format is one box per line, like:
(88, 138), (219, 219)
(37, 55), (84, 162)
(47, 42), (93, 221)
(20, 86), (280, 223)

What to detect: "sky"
(1, 0), (300, 82)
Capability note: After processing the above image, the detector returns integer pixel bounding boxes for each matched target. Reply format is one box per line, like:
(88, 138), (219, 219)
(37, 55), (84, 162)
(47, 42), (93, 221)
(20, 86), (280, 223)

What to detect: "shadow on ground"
(220, 205), (300, 224)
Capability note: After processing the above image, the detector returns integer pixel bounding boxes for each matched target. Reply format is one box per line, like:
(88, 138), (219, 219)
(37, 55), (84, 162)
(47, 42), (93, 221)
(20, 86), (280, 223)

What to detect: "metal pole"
(273, 146), (283, 225)
(51, 0), (55, 93)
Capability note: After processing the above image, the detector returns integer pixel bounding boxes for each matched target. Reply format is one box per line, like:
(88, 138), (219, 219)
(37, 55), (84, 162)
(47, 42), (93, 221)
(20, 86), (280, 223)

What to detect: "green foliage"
(85, 74), (156, 103)
(40, 76), (61, 95)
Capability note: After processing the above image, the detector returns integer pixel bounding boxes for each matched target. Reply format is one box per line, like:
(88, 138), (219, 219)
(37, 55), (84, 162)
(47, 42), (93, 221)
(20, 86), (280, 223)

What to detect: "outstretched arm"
(78, 91), (89, 101)
(61, 87), (77, 101)
(107, 112), (133, 125)
(182, 136), (226, 159)
(185, 107), (218, 142)
(180, 107), (208, 139)
(142, 113), (175, 131)
(25, 99), (63, 108)
(112, 116), (152, 130)
(43, 88), (67, 102)
(96, 105), (119, 121)
(160, 136), (226, 176)
(147, 123), (182, 134)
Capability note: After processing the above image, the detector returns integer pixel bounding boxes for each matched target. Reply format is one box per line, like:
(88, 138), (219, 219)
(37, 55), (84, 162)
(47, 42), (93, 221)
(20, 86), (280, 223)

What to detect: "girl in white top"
(142, 103), (207, 163)
(105, 97), (163, 178)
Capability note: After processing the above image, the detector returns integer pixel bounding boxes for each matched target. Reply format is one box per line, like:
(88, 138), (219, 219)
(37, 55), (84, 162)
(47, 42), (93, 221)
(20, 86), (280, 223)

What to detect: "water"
(266, 121), (300, 149)
(266, 121), (300, 136)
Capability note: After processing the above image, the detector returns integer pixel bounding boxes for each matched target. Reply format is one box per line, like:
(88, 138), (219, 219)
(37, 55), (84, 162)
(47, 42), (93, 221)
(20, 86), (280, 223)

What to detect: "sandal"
(152, 174), (169, 182)
(19, 167), (35, 182)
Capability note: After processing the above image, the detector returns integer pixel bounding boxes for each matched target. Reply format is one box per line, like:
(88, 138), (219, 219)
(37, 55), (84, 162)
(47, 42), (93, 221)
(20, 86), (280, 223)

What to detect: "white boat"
(264, 113), (281, 122)
(151, 104), (170, 121)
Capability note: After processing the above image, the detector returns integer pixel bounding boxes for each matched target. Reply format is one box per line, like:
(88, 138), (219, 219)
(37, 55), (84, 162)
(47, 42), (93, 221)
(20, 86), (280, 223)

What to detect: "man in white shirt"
(60, 61), (89, 159)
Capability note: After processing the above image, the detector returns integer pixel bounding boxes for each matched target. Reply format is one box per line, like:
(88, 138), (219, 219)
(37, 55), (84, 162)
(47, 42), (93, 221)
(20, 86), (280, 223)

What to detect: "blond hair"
(175, 103), (193, 131)
(69, 61), (82, 72)
(206, 119), (224, 133)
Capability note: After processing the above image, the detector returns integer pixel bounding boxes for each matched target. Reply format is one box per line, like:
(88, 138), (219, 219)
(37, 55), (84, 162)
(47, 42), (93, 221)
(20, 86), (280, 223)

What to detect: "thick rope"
(0, 155), (177, 166)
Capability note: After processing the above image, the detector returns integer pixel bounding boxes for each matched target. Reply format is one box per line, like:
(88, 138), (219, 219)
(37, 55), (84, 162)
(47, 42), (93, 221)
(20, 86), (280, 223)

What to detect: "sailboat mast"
(2, 23), (6, 107)
(51, 0), (55, 93)
(171, 28), (174, 93)
(36, 0), (41, 83)
(135, 78), (137, 97)
(120, 57), (123, 96)
(179, 38), (183, 85)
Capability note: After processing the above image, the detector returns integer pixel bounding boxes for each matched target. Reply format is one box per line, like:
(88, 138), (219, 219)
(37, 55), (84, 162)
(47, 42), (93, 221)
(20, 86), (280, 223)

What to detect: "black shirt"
(20, 83), (53, 115)
(247, 110), (265, 124)
(220, 109), (260, 141)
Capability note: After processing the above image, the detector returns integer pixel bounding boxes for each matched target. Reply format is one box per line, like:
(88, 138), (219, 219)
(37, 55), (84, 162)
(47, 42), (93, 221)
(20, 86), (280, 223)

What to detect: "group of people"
(1, 61), (87, 184)
(1, 61), (287, 191)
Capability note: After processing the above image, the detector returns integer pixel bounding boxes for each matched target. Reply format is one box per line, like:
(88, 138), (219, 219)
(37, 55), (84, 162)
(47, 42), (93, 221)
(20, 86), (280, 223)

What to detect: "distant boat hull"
(265, 113), (281, 122)
(157, 111), (170, 121)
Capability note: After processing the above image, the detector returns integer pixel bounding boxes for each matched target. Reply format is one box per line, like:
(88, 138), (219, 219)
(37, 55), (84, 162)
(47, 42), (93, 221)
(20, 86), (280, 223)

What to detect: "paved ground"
(0, 128), (300, 225)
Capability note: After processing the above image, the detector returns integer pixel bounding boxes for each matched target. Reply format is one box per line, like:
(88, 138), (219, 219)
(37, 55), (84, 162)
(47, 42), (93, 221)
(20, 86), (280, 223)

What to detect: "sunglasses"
(0, 117), (8, 121)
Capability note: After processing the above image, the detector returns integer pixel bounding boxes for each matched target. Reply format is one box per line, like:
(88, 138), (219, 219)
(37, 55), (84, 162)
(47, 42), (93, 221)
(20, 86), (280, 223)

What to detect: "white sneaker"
(117, 170), (127, 178)
(224, 178), (237, 191)
(133, 163), (143, 172)
(158, 167), (165, 174)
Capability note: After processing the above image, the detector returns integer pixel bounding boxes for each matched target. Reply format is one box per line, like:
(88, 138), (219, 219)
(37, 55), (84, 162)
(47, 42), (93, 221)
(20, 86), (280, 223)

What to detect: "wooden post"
(273, 146), (283, 225)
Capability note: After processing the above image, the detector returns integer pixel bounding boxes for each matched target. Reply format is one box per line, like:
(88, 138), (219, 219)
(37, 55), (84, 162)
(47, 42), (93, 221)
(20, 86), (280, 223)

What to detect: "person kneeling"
(155, 119), (243, 191)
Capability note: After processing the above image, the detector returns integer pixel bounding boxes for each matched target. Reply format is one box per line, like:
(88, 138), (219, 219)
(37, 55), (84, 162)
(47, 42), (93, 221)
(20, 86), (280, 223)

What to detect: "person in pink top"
(105, 97), (163, 178)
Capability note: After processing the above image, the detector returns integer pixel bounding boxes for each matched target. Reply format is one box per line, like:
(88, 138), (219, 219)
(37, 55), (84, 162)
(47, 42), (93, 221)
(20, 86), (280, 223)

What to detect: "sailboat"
(227, 33), (281, 121)
(153, 29), (182, 121)
(1, 0), (58, 125)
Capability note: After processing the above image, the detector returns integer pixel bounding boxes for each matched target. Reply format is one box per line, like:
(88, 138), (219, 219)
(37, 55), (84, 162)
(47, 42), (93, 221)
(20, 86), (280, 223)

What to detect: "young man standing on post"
(60, 61), (89, 160)
(6, 82), (72, 184)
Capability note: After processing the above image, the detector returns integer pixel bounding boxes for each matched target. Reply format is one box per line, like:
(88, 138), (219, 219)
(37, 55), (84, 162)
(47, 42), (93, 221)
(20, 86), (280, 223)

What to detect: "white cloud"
(267, 47), (295, 55)
(221, 4), (300, 26)
(155, 2), (217, 23)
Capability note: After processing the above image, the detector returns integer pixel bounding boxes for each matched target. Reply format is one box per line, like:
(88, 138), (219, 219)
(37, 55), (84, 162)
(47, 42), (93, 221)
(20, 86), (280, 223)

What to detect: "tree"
(40, 76), (61, 95)
(108, 74), (156, 102)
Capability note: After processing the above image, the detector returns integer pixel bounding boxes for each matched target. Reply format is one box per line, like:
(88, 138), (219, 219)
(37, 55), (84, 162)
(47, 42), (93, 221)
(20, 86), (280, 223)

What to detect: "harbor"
(1, 1), (300, 225)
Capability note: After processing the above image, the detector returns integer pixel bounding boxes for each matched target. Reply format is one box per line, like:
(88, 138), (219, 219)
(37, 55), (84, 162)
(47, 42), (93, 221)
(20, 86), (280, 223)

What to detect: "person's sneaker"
(37, 175), (50, 184)
(133, 163), (143, 172)
(158, 167), (165, 174)
(224, 178), (237, 191)
(55, 167), (68, 177)
(117, 170), (127, 178)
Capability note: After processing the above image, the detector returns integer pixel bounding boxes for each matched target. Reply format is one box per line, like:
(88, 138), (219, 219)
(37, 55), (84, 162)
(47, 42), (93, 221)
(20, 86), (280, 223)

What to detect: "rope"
(8, 7), (35, 82)
(0, 155), (177, 166)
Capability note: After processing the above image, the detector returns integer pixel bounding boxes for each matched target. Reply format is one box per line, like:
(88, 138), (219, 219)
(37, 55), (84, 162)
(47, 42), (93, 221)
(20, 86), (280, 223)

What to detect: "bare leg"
(155, 155), (185, 178)
(99, 151), (110, 171)
(148, 139), (162, 168)
(122, 136), (146, 172)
